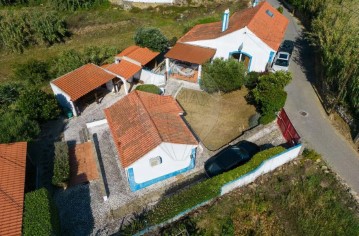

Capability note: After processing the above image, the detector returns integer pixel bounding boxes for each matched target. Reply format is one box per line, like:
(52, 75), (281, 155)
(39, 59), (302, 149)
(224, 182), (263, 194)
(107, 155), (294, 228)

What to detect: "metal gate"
(277, 108), (301, 146)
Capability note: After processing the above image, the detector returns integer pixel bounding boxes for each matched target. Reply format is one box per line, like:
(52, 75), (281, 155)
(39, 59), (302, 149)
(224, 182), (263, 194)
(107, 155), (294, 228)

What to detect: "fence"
(221, 144), (302, 195)
(135, 144), (303, 235)
(277, 108), (301, 146)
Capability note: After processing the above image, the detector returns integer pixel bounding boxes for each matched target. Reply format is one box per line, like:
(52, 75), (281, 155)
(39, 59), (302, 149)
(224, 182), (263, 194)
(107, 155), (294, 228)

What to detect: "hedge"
(52, 142), (70, 187)
(147, 146), (286, 224)
(135, 84), (162, 95)
(23, 188), (60, 236)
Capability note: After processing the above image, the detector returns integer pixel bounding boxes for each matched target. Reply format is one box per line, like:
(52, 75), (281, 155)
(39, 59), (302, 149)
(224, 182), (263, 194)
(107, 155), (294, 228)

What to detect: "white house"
(166, 1), (288, 76)
(104, 90), (198, 191)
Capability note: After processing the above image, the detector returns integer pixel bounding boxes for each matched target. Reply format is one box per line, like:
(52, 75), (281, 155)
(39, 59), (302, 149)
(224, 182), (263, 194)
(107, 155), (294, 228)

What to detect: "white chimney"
(222, 9), (230, 32)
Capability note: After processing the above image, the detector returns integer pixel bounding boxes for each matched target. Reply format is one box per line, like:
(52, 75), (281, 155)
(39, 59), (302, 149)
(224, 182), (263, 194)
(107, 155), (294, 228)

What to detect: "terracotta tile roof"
(105, 91), (198, 168)
(165, 43), (216, 65)
(102, 61), (142, 80)
(69, 142), (99, 186)
(116, 45), (160, 66)
(0, 142), (27, 236)
(179, 1), (288, 51)
(52, 63), (115, 101)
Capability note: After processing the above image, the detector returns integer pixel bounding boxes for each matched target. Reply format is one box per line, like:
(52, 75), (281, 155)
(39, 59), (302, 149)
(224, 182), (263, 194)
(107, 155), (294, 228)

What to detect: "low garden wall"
(221, 144), (302, 195)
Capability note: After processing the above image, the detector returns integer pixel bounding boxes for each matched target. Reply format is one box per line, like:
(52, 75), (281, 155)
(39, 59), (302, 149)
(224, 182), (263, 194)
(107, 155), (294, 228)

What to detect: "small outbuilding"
(105, 90), (198, 191)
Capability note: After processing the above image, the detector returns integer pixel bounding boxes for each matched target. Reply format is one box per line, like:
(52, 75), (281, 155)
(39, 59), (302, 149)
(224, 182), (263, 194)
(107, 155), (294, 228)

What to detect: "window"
(149, 156), (162, 167)
(266, 9), (274, 17)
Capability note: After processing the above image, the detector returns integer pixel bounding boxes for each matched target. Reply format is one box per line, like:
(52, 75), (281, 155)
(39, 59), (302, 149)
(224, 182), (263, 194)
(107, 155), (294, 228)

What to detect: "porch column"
(122, 79), (129, 95)
(165, 58), (170, 75)
(71, 101), (78, 117)
(197, 65), (202, 84)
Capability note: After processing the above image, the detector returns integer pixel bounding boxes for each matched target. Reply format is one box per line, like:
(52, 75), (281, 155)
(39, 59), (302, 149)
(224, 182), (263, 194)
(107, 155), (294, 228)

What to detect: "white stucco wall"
(186, 27), (275, 72)
(50, 83), (78, 116)
(127, 142), (198, 184)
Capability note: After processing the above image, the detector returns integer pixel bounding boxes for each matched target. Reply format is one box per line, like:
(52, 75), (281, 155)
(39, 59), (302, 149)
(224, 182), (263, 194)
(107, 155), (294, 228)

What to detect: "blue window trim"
(229, 51), (253, 72)
(127, 148), (197, 191)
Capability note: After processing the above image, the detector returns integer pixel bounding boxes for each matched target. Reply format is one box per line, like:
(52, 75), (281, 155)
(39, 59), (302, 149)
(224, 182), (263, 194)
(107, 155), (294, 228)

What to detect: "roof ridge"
(134, 91), (165, 143)
(246, 1), (266, 29)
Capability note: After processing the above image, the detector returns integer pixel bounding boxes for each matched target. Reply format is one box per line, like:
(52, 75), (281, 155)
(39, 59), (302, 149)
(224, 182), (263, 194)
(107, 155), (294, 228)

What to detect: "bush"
(200, 58), (246, 93)
(16, 89), (61, 122)
(135, 84), (162, 95)
(251, 72), (291, 124)
(147, 146), (285, 224)
(134, 27), (169, 52)
(12, 59), (50, 86)
(23, 188), (60, 236)
(52, 142), (70, 187)
(0, 111), (40, 143)
(49, 0), (105, 11)
(277, 6), (284, 13)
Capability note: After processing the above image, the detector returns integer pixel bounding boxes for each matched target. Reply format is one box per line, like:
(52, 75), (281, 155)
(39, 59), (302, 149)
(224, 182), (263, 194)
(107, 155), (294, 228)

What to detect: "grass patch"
(160, 150), (359, 235)
(177, 88), (256, 150)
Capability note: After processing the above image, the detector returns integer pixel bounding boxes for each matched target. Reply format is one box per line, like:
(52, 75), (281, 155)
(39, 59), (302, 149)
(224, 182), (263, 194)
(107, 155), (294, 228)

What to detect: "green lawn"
(176, 88), (256, 150)
(160, 150), (359, 235)
(0, 1), (248, 82)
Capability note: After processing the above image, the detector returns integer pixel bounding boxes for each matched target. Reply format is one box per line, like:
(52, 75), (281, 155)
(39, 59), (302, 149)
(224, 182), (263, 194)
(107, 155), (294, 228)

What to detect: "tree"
(200, 58), (246, 93)
(51, 49), (84, 77)
(251, 72), (291, 124)
(12, 59), (50, 86)
(134, 27), (169, 52)
(0, 111), (40, 143)
(0, 82), (24, 110)
(16, 89), (61, 122)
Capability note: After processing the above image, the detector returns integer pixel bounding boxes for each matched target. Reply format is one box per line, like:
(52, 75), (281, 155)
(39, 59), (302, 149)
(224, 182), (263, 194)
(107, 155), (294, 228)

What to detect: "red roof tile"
(69, 142), (99, 186)
(179, 1), (288, 51)
(103, 61), (142, 80)
(105, 91), (198, 168)
(0, 142), (27, 236)
(52, 64), (115, 101)
(116, 45), (160, 66)
(165, 43), (216, 65)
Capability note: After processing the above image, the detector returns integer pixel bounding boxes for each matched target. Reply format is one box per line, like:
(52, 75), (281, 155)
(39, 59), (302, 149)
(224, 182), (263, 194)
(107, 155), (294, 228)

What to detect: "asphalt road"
(268, 0), (359, 194)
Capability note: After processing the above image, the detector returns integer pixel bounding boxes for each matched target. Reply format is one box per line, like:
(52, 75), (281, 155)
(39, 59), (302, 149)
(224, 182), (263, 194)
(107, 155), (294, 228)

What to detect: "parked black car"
(204, 141), (260, 177)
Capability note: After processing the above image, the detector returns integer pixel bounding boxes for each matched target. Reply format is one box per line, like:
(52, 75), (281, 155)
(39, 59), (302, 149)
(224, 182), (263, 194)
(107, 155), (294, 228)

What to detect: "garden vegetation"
(135, 84), (162, 95)
(134, 27), (169, 52)
(23, 188), (60, 235)
(52, 141), (70, 187)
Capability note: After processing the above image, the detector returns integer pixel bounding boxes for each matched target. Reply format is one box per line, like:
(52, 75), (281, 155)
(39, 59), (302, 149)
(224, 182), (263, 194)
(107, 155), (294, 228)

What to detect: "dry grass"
(176, 88), (256, 151)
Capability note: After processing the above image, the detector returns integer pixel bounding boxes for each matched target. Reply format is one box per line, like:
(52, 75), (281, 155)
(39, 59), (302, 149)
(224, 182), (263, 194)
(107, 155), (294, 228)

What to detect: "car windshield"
(275, 59), (289, 67)
(207, 162), (222, 176)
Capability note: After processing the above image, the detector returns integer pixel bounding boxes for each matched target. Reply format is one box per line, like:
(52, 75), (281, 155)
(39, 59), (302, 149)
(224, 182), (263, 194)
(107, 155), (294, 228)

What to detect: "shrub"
(134, 27), (169, 52)
(23, 188), (60, 236)
(277, 6), (284, 13)
(49, 0), (105, 11)
(0, 111), (40, 143)
(135, 84), (162, 95)
(201, 58), (246, 93)
(16, 89), (61, 122)
(147, 146), (285, 224)
(251, 72), (291, 124)
(12, 59), (50, 86)
(52, 141), (70, 187)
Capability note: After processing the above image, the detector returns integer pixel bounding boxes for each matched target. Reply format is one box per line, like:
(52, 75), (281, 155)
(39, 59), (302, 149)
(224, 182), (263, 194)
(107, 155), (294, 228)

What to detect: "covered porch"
(165, 43), (216, 84)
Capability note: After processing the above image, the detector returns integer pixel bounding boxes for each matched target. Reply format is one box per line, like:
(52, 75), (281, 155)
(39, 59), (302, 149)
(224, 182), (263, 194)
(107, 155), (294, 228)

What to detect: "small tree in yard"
(200, 58), (246, 93)
(252, 71), (292, 124)
(52, 141), (70, 187)
(16, 89), (61, 122)
(134, 27), (169, 52)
